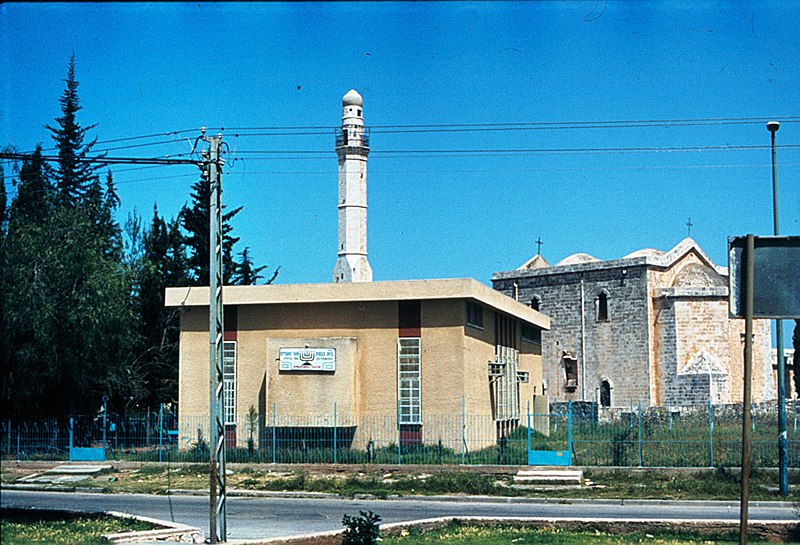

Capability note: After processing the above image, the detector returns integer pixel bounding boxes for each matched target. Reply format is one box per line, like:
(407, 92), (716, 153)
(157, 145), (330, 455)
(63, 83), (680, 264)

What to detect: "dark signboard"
(729, 236), (800, 319)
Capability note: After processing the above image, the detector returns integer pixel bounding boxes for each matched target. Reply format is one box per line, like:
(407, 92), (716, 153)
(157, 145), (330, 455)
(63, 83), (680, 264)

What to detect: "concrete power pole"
(206, 134), (227, 543)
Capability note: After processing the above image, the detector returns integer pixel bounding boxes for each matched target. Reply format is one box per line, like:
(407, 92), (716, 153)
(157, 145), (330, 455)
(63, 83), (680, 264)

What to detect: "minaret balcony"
(335, 128), (370, 150)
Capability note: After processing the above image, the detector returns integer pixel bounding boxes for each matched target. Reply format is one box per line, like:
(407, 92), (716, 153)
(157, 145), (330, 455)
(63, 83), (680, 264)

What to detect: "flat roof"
(165, 278), (549, 330)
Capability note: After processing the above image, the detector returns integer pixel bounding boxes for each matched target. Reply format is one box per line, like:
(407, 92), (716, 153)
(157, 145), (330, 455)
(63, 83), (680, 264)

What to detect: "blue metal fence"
(3, 401), (800, 467)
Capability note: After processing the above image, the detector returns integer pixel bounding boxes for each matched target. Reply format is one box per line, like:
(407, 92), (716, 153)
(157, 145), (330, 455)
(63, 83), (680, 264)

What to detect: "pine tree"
(1, 57), (135, 417)
(231, 247), (279, 285)
(179, 177), (243, 285)
(128, 206), (191, 407)
(45, 54), (99, 205)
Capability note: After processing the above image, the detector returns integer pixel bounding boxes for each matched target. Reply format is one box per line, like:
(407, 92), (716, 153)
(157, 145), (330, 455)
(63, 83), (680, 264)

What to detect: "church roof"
(494, 237), (727, 280)
(556, 253), (600, 266)
(517, 254), (552, 270)
(623, 248), (664, 259)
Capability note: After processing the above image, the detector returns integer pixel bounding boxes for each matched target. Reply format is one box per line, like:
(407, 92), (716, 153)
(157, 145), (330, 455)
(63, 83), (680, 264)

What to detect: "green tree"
(793, 320), (800, 398)
(231, 247), (279, 285)
(127, 205), (191, 408)
(179, 177), (277, 286)
(45, 53), (99, 205)
(1, 58), (135, 417)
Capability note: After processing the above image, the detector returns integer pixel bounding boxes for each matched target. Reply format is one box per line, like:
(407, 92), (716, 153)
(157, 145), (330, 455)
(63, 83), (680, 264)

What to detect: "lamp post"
(767, 120), (788, 498)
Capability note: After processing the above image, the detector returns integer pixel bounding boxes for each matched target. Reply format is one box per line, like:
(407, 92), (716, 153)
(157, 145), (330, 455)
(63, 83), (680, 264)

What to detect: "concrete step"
(514, 468), (583, 484)
(46, 464), (112, 475)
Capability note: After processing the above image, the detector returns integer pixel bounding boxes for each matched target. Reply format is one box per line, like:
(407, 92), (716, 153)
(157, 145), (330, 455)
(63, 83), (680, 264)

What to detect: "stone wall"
(494, 263), (652, 407)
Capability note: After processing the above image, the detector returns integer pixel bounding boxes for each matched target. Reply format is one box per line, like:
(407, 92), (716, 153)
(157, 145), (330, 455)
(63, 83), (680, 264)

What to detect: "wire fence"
(3, 401), (800, 468)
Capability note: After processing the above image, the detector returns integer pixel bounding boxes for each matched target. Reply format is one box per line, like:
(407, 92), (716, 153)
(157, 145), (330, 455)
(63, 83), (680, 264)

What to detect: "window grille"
(223, 341), (236, 425)
(491, 345), (519, 421)
(398, 337), (421, 425)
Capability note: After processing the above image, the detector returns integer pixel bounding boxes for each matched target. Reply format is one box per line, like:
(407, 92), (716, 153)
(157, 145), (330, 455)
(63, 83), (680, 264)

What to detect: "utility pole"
(206, 134), (227, 543)
(2, 133), (230, 542)
(767, 121), (788, 498)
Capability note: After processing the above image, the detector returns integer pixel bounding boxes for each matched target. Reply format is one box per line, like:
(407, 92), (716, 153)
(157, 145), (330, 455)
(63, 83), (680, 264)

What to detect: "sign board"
(279, 347), (336, 372)
(729, 236), (800, 319)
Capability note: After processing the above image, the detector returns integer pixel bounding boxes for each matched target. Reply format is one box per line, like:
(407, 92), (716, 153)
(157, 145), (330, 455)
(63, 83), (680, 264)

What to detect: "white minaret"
(333, 89), (373, 283)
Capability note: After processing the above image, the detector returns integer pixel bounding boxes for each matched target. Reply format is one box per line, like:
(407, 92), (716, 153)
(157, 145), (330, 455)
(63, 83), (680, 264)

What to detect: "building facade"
(492, 238), (774, 408)
(166, 279), (549, 450)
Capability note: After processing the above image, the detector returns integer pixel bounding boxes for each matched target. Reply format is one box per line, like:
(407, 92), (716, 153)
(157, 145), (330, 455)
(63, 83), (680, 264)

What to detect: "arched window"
(596, 292), (609, 322)
(599, 379), (612, 407)
(529, 295), (541, 311)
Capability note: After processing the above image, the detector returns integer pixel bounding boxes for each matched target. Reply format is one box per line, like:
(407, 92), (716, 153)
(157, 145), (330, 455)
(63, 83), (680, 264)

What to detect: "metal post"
(709, 400), (715, 468)
(637, 400), (643, 468)
(461, 396), (466, 465)
(568, 400), (573, 462)
(396, 399), (402, 465)
(740, 234), (755, 545)
(159, 404), (164, 464)
(69, 417), (74, 462)
(207, 135), (226, 543)
(272, 402), (277, 465)
(527, 400), (531, 454)
(102, 397), (107, 460)
(333, 402), (337, 465)
(767, 121), (789, 497)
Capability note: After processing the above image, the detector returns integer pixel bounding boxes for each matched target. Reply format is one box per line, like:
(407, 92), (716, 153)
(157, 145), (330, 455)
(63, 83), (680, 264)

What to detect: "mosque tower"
(333, 89), (373, 283)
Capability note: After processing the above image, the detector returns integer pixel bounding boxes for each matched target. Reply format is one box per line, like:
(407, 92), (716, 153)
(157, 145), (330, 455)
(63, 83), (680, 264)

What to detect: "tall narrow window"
(599, 380), (612, 407)
(223, 341), (237, 425)
(398, 338), (421, 424)
(596, 292), (609, 321)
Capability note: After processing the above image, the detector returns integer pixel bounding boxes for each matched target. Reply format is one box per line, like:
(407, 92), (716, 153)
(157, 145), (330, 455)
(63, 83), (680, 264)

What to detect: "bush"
(341, 510), (381, 545)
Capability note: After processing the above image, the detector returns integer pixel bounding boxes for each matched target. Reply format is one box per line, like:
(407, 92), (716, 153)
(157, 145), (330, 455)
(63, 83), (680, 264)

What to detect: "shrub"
(341, 510), (381, 545)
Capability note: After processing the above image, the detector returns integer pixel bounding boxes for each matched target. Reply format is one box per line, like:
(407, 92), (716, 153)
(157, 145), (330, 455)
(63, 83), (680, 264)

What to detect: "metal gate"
(527, 401), (572, 466)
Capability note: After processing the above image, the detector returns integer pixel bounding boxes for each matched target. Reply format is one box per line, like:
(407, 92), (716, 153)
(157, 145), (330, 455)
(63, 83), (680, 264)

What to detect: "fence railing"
(3, 401), (800, 468)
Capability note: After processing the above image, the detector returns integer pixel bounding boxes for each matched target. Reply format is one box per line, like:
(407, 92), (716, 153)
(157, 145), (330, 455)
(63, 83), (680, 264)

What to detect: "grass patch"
(0, 509), (153, 545)
(380, 521), (765, 545)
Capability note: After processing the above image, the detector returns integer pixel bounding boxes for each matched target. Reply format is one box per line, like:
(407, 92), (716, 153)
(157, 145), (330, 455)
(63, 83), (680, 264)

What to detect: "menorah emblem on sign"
(300, 348), (315, 362)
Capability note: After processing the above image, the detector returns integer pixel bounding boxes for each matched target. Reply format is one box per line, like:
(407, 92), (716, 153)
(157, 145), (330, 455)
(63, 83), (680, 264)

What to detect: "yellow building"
(166, 278), (549, 451)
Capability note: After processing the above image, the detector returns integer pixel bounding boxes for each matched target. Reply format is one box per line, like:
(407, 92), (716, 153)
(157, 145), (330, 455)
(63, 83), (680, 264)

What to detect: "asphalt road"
(2, 489), (798, 541)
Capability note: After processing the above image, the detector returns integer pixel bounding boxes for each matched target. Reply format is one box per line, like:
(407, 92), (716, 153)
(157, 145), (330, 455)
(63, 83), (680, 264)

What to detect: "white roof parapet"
(165, 278), (550, 330)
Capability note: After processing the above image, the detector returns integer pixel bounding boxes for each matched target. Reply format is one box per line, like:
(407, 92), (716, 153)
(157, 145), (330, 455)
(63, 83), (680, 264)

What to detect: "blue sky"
(3, 2), (798, 295)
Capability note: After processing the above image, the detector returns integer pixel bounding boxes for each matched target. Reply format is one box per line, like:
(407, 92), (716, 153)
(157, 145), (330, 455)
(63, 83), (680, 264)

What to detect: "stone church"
(492, 238), (774, 408)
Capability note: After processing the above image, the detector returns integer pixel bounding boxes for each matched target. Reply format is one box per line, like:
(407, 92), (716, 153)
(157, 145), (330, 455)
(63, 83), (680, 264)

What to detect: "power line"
(213, 115), (800, 134)
(0, 152), (207, 167)
(223, 143), (800, 159)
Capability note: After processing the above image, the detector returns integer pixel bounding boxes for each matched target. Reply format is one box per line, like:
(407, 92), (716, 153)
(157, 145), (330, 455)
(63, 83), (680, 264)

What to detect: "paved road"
(2, 489), (797, 541)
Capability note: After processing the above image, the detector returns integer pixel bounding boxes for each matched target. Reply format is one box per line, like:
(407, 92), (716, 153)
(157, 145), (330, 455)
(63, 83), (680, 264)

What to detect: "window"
(398, 338), (421, 424)
(466, 302), (484, 329)
(596, 292), (609, 322)
(529, 296), (541, 311)
(599, 380), (612, 407)
(521, 324), (541, 345)
(223, 341), (237, 425)
(517, 371), (530, 383)
(563, 353), (578, 392)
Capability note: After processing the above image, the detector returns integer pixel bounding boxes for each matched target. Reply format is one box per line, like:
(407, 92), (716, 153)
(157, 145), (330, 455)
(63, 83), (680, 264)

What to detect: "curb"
(2, 483), (796, 509)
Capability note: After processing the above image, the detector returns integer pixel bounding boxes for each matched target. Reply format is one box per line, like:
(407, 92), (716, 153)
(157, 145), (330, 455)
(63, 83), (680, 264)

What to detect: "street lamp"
(767, 120), (788, 498)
